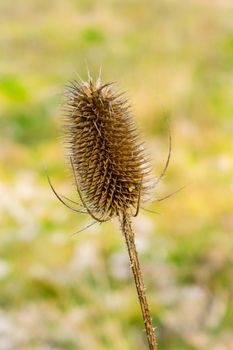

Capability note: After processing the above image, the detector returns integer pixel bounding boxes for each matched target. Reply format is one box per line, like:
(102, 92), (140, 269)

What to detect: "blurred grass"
(0, 0), (233, 349)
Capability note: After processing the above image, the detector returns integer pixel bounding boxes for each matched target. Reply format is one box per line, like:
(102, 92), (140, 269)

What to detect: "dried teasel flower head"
(48, 75), (160, 349)
(63, 77), (153, 222)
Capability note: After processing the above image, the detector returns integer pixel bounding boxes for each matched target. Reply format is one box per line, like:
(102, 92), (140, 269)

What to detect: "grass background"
(0, 0), (232, 349)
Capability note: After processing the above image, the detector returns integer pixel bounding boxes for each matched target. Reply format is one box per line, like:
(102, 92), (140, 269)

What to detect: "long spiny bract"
(64, 79), (152, 220)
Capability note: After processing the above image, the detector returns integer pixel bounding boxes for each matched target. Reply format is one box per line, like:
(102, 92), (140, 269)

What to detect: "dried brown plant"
(48, 75), (163, 349)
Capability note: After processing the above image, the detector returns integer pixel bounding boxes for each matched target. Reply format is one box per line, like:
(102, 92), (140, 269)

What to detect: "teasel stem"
(120, 211), (157, 350)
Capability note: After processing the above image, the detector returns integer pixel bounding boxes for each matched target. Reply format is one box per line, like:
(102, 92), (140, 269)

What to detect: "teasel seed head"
(61, 77), (158, 349)
(63, 78), (153, 221)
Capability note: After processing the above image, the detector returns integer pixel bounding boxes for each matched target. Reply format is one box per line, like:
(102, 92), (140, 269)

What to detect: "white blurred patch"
(109, 251), (130, 280)
(0, 312), (27, 350)
(215, 154), (232, 173)
(0, 260), (10, 279)
(70, 241), (99, 272)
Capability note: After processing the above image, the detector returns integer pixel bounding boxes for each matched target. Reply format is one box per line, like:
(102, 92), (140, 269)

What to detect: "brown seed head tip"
(63, 78), (153, 220)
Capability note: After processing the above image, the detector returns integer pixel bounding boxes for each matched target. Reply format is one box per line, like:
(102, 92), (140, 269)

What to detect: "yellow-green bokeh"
(0, 1), (232, 349)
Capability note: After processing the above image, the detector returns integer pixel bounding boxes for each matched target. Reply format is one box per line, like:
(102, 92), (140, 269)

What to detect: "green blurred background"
(0, 1), (233, 349)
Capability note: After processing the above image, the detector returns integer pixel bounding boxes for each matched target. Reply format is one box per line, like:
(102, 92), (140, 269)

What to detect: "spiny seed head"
(63, 78), (152, 220)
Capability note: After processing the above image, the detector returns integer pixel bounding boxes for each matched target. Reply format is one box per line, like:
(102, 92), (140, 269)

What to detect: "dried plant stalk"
(61, 77), (157, 349)
(120, 212), (157, 349)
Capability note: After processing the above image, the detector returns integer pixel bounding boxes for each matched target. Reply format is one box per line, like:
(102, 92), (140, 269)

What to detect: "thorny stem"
(120, 211), (157, 350)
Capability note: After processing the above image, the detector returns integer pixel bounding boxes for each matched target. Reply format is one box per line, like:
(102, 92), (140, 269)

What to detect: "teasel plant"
(46, 72), (175, 350)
